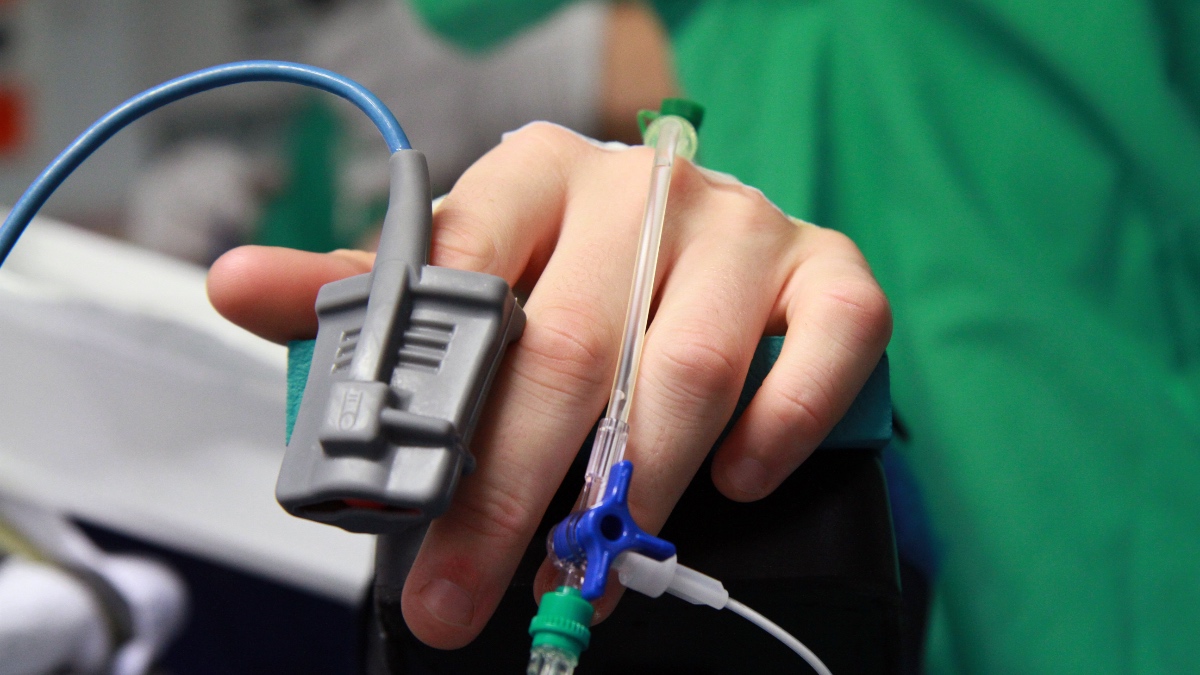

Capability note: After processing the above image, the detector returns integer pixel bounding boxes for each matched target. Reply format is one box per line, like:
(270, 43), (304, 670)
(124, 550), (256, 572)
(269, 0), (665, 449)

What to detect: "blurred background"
(0, 0), (610, 262)
(0, 0), (327, 236)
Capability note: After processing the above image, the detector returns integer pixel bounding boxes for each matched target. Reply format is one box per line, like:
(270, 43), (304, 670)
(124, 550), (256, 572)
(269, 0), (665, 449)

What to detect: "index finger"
(207, 246), (375, 343)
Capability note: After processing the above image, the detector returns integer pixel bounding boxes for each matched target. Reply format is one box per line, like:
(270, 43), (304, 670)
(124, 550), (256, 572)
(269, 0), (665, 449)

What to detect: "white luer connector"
(613, 551), (834, 675)
(613, 552), (729, 609)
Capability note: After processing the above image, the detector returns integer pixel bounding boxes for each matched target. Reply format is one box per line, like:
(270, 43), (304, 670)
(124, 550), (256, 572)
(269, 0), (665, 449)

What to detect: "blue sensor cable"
(0, 60), (410, 265)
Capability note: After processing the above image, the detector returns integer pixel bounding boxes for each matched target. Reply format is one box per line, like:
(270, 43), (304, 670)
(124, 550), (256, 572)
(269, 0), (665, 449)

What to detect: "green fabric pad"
(284, 334), (890, 449)
(286, 339), (315, 445)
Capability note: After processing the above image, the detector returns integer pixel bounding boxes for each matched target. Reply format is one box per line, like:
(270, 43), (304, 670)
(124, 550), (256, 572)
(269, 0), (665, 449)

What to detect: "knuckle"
(583, 145), (657, 207)
(819, 277), (893, 351)
(785, 225), (892, 352)
(668, 158), (712, 202)
(810, 225), (859, 252)
(647, 325), (745, 407)
(501, 121), (589, 160)
(674, 164), (790, 239)
(515, 303), (613, 403)
(616, 143), (657, 166)
(725, 191), (788, 238)
(507, 120), (574, 144)
(430, 206), (503, 275)
(444, 483), (536, 546)
(768, 363), (840, 440)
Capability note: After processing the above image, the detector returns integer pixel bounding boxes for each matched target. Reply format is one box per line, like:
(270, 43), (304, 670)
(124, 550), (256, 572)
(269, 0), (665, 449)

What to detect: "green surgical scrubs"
(411, 1), (1200, 672)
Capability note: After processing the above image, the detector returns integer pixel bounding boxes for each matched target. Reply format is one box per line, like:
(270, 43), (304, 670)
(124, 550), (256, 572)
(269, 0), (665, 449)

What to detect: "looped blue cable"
(551, 461), (676, 601)
(0, 60), (409, 265)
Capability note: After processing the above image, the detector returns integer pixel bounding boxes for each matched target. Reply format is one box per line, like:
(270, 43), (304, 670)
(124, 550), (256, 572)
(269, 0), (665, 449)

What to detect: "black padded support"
(371, 447), (902, 674)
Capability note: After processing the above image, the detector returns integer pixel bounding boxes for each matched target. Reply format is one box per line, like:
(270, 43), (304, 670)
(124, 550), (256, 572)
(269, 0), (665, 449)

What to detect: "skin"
(208, 6), (890, 652)
(598, 2), (679, 143)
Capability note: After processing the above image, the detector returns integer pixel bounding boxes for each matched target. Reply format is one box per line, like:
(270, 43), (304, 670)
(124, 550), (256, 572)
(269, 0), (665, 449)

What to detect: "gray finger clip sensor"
(277, 150), (525, 534)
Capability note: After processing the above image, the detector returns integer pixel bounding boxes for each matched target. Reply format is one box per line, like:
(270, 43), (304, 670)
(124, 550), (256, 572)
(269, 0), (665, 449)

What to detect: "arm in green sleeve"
(409, 0), (575, 52)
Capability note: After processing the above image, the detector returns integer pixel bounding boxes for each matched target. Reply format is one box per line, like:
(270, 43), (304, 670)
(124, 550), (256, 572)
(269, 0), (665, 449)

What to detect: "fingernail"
(419, 578), (475, 627)
(728, 457), (769, 496)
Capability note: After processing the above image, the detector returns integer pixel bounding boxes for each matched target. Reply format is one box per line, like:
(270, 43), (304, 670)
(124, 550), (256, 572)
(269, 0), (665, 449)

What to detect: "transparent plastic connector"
(643, 114), (698, 161)
(526, 645), (579, 675)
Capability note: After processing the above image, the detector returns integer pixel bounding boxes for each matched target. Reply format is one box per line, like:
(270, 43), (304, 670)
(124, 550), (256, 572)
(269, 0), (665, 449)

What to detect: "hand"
(207, 122), (891, 649)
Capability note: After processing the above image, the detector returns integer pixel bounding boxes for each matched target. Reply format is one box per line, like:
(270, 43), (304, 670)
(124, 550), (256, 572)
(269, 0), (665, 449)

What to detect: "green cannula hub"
(529, 586), (593, 658)
(659, 98), (705, 130)
(638, 98), (706, 137)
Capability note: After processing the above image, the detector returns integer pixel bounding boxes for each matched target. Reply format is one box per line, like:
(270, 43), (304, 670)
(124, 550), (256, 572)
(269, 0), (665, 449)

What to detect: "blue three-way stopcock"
(551, 460), (676, 601)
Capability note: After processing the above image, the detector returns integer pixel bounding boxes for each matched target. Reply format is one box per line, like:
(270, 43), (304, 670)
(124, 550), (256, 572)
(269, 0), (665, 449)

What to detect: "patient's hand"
(207, 122), (891, 649)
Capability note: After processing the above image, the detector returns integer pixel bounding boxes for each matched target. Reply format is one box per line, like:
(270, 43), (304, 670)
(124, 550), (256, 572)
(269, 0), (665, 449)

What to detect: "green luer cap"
(659, 98), (705, 130)
(637, 98), (706, 136)
(529, 586), (593, 657)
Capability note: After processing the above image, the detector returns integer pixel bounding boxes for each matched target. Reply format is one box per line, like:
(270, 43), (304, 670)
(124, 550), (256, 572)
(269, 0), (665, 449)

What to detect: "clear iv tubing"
(583, 116), (686, 510)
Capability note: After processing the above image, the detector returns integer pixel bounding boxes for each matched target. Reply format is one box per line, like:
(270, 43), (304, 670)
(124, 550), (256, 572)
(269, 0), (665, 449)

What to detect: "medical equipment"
(525, 106), (696, 675)
(275, 149), (524, 534)
(0, 63), (842, 674)
(526, 101), (832, 675)
(542, 110), (697, 601)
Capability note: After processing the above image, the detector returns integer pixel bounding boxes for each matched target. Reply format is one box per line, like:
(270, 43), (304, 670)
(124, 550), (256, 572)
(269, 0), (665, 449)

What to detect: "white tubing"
(725, 598), (833, 675)
(616, 552), (833, 673)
